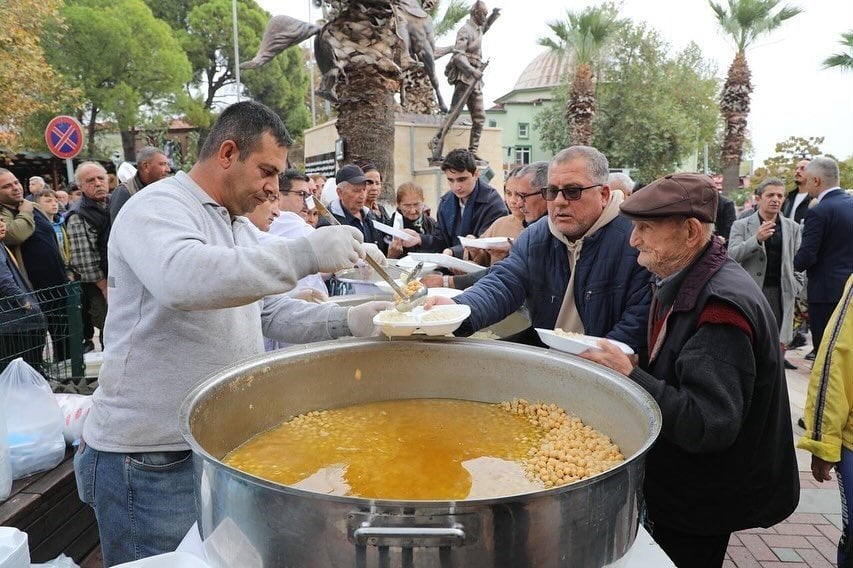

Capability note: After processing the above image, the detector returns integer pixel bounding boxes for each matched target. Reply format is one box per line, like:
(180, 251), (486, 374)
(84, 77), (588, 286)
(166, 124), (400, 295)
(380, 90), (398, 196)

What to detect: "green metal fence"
(0, 282), (85, 382)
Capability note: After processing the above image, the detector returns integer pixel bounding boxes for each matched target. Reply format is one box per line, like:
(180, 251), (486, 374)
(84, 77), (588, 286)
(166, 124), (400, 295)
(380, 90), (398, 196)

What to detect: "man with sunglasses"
(428, 146), (650, 354)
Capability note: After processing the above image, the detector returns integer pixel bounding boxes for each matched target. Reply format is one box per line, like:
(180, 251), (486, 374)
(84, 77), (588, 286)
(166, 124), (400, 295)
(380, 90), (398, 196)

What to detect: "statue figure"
(393, 0), (447, 112)
(443, 1), (500, 158)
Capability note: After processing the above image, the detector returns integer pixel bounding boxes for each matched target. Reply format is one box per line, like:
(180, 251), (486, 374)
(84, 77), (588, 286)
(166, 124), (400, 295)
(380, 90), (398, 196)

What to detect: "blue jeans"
(837, 446), (853, 568)
(74, 442), (197, 567)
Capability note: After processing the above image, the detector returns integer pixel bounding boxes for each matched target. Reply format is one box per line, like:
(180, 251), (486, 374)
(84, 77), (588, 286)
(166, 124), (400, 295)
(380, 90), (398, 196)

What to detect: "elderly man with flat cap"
(582, 172), (799, 568)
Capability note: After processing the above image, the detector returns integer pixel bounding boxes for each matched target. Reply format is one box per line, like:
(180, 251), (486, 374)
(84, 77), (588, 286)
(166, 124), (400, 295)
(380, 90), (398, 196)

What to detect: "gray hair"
(607, 172), (634, 196)
(754, 177), (785, 196)
(515, 161), (549, 190)
(550, 146), (609, 185)
(74, 161), (106, 185)
(137, 146), (164, 165)
(806, 157), (840, 187)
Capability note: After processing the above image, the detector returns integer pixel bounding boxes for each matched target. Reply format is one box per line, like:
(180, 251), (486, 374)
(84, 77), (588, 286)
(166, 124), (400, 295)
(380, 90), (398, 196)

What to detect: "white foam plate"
(407, 253), (484, 274)
(374, 304), (471, 337)
(393, 256), (438, 273)
(535, 328), (634, 355)
(459, 236), (513, 251)
(373, 221), (417, 243)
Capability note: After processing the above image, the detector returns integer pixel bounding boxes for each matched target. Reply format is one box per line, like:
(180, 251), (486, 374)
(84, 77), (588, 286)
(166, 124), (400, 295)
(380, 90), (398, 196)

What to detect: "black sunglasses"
(540, 183), (602, 201)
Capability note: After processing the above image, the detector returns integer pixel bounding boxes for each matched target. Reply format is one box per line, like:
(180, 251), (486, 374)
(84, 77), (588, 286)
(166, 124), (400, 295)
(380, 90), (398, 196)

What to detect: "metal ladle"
(312, 199), (427, 311)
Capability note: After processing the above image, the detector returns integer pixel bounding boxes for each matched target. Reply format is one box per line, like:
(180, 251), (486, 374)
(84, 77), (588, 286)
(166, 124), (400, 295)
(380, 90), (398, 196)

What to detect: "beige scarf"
(551, 190), (624, 333)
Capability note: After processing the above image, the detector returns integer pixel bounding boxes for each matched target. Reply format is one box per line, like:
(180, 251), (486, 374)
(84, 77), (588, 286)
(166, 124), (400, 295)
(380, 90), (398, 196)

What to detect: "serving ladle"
(312, 199), (427, 311)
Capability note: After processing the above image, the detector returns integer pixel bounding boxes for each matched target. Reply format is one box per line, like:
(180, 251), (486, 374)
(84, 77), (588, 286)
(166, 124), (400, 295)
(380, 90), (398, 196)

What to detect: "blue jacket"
(422, 179), (507, 257)
(454, 215), (651, 354)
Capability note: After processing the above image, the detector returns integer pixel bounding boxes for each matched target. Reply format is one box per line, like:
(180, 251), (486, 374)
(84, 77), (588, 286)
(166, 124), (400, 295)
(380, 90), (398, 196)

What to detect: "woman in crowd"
(386, 182), (437, 259)
(358, 162), (392, 225)
(464, 166), (525, 267)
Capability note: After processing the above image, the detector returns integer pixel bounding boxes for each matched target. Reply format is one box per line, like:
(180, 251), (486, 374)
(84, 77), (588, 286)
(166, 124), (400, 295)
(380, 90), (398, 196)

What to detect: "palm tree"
(538, 5), (621, 146)
(823, 30), (853, 71)
(710, 0), (802, 193)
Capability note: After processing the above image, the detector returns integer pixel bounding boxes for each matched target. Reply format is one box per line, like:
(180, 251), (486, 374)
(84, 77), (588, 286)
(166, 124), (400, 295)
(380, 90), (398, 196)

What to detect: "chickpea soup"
(223, 398), (624, 500)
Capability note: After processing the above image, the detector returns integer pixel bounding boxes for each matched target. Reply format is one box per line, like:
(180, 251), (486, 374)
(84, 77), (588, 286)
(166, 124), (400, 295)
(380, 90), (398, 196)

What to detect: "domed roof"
(513, 50), (572, 91)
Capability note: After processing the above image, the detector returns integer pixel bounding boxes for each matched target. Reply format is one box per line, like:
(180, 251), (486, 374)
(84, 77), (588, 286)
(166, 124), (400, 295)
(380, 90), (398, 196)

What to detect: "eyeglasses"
(516, 190), (541, 202)
(281, 190), (310, 200)
(540, 183), (602, 201)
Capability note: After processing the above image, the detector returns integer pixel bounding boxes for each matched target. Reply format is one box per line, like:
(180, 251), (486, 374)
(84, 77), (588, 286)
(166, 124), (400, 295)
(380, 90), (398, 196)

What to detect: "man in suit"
(716, 192), (736, 246)
(729, 178), (803, 369)
(793, 157), (853, 357)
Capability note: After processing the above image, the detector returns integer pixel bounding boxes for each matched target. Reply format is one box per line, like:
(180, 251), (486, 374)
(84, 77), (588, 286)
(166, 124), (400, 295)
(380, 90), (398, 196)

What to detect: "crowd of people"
(1, 99), (852, 568)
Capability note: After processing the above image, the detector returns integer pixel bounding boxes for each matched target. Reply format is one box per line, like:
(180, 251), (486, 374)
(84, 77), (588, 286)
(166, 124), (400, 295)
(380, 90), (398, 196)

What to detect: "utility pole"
(232, 0), (241, 101)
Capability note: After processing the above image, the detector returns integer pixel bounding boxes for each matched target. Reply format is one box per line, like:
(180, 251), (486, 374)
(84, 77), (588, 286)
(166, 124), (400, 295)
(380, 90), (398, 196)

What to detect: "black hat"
(335, 164), (367, 185)
(619, 173), (718, 223)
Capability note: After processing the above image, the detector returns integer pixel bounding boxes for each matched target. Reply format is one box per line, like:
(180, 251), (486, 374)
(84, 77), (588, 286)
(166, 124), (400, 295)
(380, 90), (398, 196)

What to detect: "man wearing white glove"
(75, 101), (387, 567)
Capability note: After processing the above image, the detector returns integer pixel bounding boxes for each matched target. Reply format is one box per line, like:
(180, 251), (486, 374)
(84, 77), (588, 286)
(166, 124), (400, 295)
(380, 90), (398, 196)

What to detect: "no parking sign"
(45, 116), (84, 160)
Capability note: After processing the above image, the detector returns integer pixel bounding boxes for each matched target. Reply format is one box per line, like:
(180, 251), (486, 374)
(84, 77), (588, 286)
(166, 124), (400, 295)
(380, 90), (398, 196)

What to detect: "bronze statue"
(443, 1), (499, 158)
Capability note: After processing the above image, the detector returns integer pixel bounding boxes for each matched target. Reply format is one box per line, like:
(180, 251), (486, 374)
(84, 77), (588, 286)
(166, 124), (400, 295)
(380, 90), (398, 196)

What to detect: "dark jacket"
(109, 173), (144, 223)
(793, 189), (853, 304)
(780, 187), (812, 224)
(630, 240), (799, 535)
(317, 199), (381, 246)
(422, 180), (507, 257)
(453, 215), (651, 354)
(20, 206), (68, 290)
(386, 210), (437, 254)
(716, 193), (736, 244)
(0, 244), (44, 332)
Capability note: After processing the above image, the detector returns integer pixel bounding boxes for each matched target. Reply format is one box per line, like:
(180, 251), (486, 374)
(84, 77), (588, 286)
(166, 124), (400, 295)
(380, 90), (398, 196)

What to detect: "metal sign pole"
(65, 159), (74, 185)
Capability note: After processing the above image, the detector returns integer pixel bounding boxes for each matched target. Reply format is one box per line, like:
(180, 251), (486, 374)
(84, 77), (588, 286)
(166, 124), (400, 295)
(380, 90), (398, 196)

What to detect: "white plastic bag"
(0, 359), (65, 479)
(0, 413), (11, 501)
(54, 394), (93, 445)
(30, 553), (79, 567)
(0, 527), (30, 568)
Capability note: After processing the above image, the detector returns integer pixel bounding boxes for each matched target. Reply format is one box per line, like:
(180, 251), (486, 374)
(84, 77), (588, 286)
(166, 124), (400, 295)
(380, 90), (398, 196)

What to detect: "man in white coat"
(729, 177), (803, 369)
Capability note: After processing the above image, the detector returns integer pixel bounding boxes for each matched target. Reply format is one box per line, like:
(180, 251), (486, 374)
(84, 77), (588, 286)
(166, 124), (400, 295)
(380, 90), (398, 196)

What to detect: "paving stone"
(785, 512), (832, 525)
(824, 513), (843, 530)
(761, 534), (812, 548)
(807, 535), (839, 563)
(795, 547), (834, 568)
(737, 533), (778, 561)
(722, 561), (736, 568)
(726, 545), (761, 568)
(797, 488), (843, 514)
(737, 526), (778, 535)
(759, 563), (807, 568)
(728, 533), (741, 546)
(770, 547), (802, 562)
(816, 523), (840, 541)
(774, 523), (822, 536)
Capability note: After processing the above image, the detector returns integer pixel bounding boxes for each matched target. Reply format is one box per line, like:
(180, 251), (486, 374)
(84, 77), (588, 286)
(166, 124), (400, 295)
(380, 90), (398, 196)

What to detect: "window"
(514, 146), (531, 165)
(488, 120), (497, 128)
(518, 123), (529, 139)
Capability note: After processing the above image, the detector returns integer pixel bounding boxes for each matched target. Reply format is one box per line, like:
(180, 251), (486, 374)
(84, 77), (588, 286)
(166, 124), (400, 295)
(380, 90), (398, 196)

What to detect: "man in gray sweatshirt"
(74, 101), (389, 566)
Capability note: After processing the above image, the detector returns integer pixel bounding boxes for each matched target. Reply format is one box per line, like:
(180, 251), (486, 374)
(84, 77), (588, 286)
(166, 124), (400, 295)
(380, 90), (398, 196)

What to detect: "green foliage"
(534, 23), (721, 181)
(823, 30), (853, 71)
(538, 3), (623, 65)
(749, 136), (853, 190)
(431, 0), (471, 38)
(708, 0), (802, 52)
(242, 39), (311, 138)
(43, 0), (191, 130)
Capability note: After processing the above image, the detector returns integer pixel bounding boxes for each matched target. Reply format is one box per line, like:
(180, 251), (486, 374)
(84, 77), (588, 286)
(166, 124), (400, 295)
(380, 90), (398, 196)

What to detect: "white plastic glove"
(306, 226), (363, 272)
(361, 243), (388, 267)
(346, 301), (394, 337)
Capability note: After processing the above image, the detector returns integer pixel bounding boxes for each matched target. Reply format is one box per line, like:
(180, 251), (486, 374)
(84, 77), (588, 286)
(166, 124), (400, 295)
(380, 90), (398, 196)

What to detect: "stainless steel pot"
(180, 338), (661, 568)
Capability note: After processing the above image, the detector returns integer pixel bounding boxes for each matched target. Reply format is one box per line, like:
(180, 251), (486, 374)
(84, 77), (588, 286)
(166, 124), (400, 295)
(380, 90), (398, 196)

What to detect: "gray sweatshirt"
(83, 172), (350, 452)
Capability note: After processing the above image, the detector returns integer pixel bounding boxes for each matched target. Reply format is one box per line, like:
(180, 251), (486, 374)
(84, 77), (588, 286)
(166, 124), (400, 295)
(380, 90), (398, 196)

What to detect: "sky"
(258, 0), (853, 168)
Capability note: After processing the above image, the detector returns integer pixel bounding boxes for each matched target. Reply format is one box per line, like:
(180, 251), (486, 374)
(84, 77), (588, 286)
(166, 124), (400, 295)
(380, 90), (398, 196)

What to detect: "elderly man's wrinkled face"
(338, 181), (367, 216)
(0, 172), (24, 207)
(77, 164), (109, 202)
(629, 217), (692, 278)
(29, 177), (45, 192)
(546, 158), (609, 240)
(516, 172), (547, 223)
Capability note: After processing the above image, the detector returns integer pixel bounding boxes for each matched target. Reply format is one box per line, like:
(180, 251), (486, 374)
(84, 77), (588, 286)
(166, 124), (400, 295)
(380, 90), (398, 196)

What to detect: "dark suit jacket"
(716, 194), (736, 244)
(793, 189), (853, 304)
(781, 187), (812, 224)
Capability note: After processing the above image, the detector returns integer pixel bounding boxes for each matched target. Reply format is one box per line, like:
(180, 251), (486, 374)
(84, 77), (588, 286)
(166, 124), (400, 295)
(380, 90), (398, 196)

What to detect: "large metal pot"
(180, 338), (661, 568)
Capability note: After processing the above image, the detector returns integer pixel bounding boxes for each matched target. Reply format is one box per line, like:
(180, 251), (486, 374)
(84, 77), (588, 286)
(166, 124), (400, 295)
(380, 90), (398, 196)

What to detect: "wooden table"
(0, 448), (99, 563)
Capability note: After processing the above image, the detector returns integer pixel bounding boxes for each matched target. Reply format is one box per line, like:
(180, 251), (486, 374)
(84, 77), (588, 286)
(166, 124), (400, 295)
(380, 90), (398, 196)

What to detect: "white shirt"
(787, 192), (809, 221)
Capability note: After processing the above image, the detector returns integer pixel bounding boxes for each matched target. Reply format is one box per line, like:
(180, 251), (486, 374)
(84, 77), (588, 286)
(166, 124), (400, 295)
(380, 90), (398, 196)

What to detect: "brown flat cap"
(619, 172), (718, 223)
